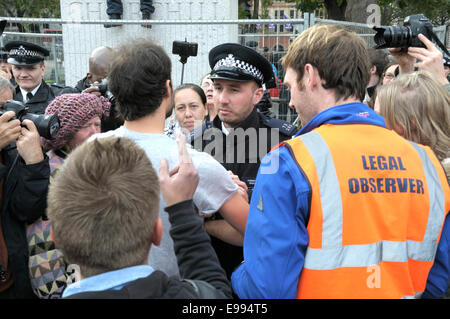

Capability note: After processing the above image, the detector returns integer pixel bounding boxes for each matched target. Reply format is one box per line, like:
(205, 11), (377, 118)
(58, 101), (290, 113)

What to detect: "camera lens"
(21, 113), (60, 140)
(48, 115), (60, 138)
(389, 26), (411, 47)
(373, 26), (412, 49)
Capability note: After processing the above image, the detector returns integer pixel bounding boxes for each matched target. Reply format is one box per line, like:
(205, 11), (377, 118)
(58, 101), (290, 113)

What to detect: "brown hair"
(282, 24), (371, 102)
(108, 38), (172, 121)
(376, 71), (450, 162)
(368, 49), (389, 79)
(47, 137), (160, 277)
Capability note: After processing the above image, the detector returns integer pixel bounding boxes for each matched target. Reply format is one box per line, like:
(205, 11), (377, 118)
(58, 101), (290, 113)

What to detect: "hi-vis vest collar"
(284, 125), (449, 299)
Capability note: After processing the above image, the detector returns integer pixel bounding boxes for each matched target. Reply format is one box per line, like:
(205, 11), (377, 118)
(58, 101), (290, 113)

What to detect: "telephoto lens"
(21, 112), (60, 140)
(0, 100), (60, 140)
(373, 26), (411, 49)
(373, 14), (433, 50)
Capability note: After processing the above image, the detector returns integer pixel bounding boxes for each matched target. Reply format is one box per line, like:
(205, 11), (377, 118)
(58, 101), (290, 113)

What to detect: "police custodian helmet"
(4, 40), (49, 66)
(209, 43), (276, 88)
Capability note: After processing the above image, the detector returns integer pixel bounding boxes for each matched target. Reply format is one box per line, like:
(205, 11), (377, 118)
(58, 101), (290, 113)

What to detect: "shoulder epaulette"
(50, 83), (65, 89)
(263, 117), (298, 137)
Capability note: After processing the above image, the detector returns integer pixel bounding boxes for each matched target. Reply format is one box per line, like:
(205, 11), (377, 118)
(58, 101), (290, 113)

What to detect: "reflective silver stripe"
(299, 133), (444, 271)
(304, 240), (439, 269)
(299, 132), (343, 248)
(401, 292), (423, 299)
(408, 142), (445, 244)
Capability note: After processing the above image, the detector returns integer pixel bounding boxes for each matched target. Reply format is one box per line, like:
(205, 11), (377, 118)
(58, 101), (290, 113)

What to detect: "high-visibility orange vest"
(283, 124), (450, 299)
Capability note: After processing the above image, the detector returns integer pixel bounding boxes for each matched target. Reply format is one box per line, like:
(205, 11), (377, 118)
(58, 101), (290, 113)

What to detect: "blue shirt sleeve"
(231, 145), (310, 298)
(423, 213), (450, 298)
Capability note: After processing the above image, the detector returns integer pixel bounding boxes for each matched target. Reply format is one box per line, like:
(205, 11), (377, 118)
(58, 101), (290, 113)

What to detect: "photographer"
(0, 77), (50, 298)
(61, 46), (115, 95)
(388, 34), (449, 89)
(21, 93), (110, 299)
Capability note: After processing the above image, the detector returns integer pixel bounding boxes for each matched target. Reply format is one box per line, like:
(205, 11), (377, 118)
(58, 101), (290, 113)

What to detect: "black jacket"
(13, 81), (63, 114)
(191, 108), (297, 278)
(0, 145), (50, 298)
(59, 77), (123, 132)
(59, 76), (90, 94)
(193, 107), (296, 193)
(67, 200), (232, 299)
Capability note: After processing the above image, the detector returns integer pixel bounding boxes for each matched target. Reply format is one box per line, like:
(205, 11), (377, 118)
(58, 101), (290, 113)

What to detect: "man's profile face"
(283, 67), (315, 127)
(0, 61), (11, 74)
(444, 65), (450, 78)
(12, 63), (45, 92)
(88, 64), (108, 84)
(0, 88), (13, 108)
(213, 79), (262, 128)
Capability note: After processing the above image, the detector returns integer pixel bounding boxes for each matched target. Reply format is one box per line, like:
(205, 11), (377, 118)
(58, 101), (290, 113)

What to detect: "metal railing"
(0, 14), (448, 122)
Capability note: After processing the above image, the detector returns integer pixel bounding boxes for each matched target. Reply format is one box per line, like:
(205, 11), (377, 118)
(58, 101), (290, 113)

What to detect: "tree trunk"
(324, 0), (347, 21)
(252, 0), (259, 19)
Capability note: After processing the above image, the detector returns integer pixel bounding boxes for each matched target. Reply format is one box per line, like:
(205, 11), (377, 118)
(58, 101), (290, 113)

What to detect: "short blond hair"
(282, 24), (370, 101)
(377, 71), (450, 161)
(47, 137), (160, 277)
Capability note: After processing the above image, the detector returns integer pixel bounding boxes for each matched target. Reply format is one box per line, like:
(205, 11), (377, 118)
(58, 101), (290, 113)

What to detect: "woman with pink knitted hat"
(27, 93), (110, 299)
(41, 93), (110, 175)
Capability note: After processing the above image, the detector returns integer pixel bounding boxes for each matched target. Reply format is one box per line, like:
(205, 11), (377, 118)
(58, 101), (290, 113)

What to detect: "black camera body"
(90, 78), (115, 104)
(89, 78), (123, 131)
(0, 100), (60, 139)
(373, 14), (434, 50)
(172, 40), (198, 60)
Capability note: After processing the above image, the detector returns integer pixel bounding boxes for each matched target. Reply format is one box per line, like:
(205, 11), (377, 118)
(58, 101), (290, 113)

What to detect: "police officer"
(193, 43), (297, 279)
(194, 43), (297, 191)
(5, 41), (64, 114)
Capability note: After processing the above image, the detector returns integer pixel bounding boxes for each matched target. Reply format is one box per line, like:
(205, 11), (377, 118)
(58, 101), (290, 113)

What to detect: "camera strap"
(430, 32), (450, 58)
(5, 153), (19, 185)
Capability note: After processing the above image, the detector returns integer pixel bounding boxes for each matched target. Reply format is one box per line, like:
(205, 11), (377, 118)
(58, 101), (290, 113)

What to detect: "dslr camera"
(373, 14), (434, 50)
(90, 78), (115, 104)
(0, 100), (60, 139)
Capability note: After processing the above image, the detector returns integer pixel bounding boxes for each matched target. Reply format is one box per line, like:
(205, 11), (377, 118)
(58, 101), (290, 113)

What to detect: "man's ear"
(370, 65), (377, 75)
(86, 72), (93, 83)
(40, 63), (46, 77)
(304, 63), (321, 90)
(252, 86), (265, 106)
(166, 80), (172, 98)
(151, 217), (163, 247)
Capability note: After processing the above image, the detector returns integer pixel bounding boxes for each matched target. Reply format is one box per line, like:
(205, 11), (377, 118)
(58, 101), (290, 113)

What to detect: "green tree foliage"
(289, 0), (448, 25)
(0, 0), (61, 32)
(0, 0), (60, 18)
(378, 0), (449, 26)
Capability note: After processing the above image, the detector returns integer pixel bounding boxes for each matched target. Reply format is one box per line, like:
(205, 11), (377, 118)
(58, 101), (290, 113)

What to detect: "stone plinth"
(60, 0), (238, 87)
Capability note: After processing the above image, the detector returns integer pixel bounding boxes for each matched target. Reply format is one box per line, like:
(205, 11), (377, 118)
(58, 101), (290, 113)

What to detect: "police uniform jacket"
(193, 107), (296, 193)
(191, 107), (296, 278)
(13, 80), (62, 114)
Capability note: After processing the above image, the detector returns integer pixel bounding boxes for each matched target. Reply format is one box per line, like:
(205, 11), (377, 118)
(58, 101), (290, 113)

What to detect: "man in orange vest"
(231, 24), (450, 299)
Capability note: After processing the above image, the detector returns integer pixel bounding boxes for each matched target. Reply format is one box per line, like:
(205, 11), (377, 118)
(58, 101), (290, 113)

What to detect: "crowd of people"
(0, 20), (449, 300)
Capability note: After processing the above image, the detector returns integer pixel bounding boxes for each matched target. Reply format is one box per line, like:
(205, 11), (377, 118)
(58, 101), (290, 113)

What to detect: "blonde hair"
(47, 137), (160, 277)
(376, 71), (450, 161)
(282, 24), (370, 101)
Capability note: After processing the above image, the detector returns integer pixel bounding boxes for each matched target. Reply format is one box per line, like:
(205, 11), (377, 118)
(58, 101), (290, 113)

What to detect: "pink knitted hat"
(42, 93), (111, 150)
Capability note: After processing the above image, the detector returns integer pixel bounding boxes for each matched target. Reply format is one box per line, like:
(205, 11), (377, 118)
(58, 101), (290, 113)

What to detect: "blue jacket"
(231, 102), (450, 299)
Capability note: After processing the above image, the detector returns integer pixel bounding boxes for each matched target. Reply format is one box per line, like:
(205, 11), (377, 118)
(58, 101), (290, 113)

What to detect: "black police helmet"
(4, 40), (49, 66)
(209, 43), (275, 88)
